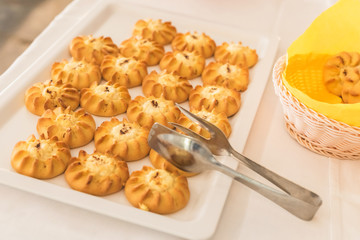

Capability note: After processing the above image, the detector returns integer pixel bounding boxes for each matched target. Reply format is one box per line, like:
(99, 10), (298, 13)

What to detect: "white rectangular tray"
(0, 0), (279, 239)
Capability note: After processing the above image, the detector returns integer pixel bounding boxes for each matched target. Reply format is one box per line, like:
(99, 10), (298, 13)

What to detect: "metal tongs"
(147, 105), (322, 221)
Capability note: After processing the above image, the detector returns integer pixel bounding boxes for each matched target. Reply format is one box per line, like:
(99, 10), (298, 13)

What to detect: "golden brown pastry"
(149, 149), (197, 177)
(214, 42), (258, 68)
(65, 150), (129, 196)
(80, 82), (131, 117)
(202, 61), (249, 92)
(125, 166), (190, 214)
(119, 36), (165, 66)
(37, 107), (96, 149)
(11, 135), (71, 179)
(189, 85), (241, 117)
(94, 118), (150, 161)
(159, 50), (205, 79)
(127, 96), (181, 129)
(177, 107), (232, 138)
(69, 35), (119, 65)
(171, 32), (216, 58)
(100, 55), (147, 88)
(51, 58), (101, 90)
(24, 80), (80, 116)
(132, 19), (177, 45)
(142, 70), (193, 103)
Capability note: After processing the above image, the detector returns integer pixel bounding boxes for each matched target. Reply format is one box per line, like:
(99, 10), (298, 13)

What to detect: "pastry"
(24, 80), (80, 116)
(119, 36), (165, 66)
(132, 19), (177, 45)
(51, 58), (101, 90)
(11, 135), (71, 179)
(125, 166), (190, 214)
(159, 50), (205, 79)
(100, 55), (147, 88)
(214, 42), (258, 68)
(171, 32), (216, 58)
(149, 149), (197, 177)
(80, 81), (131, 117)
(127, 96), (181, 129)
(69, 35), (119, 65)
(94, 117), (150, 161)
(189, 85), (241, 117)
(142, 70), (193, 103)
(202, 61), (249, 92)
(65, 150), (129, 196)
(37, 107), (96, 149)
(177, 107), (232, 138)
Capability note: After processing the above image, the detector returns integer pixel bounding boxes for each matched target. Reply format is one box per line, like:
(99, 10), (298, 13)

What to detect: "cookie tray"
(0, 0), (279, 239)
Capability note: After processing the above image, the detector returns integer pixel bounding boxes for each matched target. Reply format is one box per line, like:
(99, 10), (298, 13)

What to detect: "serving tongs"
(147, 105), (322, 221)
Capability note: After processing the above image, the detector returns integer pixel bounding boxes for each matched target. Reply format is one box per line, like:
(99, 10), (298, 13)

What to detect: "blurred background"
(0, 0), (72, 75)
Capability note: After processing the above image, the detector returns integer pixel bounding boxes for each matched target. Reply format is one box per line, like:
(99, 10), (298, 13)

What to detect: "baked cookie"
(125, 166), (190, 214)
(65, 150), (129, 196)
(171, 32), (216, 58)
(25, 80), (80, 116)
(189, 85), (241, 117)
(94, 118), (150, 161)
(202, 61), (249, 92)
(37, 107), (96, 149)
(51, 58), (101, 90)
(127, 96), (181, 129)
(177, 107), (232, 138)
(214, 42), (258, 68)
(132, 19), (177, 45)
(80, 82), (131, 117)
(100, 55), (147, 88)
(142, 70), (193, 103)
(119, 36), (165, 66)
(159, 50), (205, 79)
(11, 135), (71, 179)
(341, 66), (360, 103)
(149, 149), (197, 177)
(69, 35), (119, 65)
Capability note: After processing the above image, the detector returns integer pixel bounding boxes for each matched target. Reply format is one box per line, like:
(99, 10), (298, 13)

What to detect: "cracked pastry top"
(94, 117), (150, 161)
(37, 107), (96, 149)
(25, 79), (80, 116)
(142, 70), (193, 103)
(125, 166), (190, 214)
(65, 150), (129, 196)
(159, 50), (205, 80)
(100, 55), (148, 88)
(171, 31), (216, 58)
(11, 134), (71, 179)
(132, 19), (177, 45)
(214, 41), (258, 68)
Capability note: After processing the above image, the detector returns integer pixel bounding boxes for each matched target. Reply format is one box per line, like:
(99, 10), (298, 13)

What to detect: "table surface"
(1, 0), (359, 239)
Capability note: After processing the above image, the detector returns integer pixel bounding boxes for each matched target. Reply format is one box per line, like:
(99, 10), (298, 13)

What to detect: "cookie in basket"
(11, 134), (71, 179)
(69, 35), (119, 65)
(132, 19), (177, 45)
(159, 50), (205, 79)
(119, 36), (165, 66)
(25, 80), (80, 116)
(100, 55), (147, 88)
(189, 85), (241, 117)
(142, 70), (193, 103)
(171, 31), (216, 58)
(37, 107), (96, 149)
(51, 58), (101, 90)
(125, 165), (190, 214)
(214, 41), (258, 68)
(94, 117), (150, 161)
(127, 95), (181, 129)
(202, 61), (249, 92)
(65, 150), (129, 196)
(80, 81), (131, 117)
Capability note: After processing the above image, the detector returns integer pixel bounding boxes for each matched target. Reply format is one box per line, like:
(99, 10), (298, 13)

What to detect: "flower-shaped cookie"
(171, 32), (216, 58)
(132, 19), (177, 45)
(214, 42), (258, 68)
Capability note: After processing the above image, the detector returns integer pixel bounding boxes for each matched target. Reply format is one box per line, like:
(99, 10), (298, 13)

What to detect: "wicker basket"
(272, 55), (360, 160)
